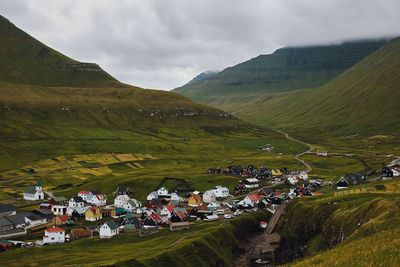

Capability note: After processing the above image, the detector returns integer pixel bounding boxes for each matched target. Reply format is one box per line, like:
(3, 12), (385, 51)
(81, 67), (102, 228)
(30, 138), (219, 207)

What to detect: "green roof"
(125, 214), (133, 219)
(36, 181), (41, 187)
(24, 186), (36, 194)
(54, 197), (67, 202)
(114, 208), (126, 213)
(105, 220), (119, 230)
(124, 224), (135, 230)
(0, 240), (12, 246)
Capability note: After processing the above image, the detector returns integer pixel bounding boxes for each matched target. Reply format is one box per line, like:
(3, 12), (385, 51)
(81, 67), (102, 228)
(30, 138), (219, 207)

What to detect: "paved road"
(273, 129), (314, 173)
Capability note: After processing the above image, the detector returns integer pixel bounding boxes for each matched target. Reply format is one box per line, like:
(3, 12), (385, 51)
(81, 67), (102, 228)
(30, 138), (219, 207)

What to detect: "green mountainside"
(174, 39), (387, 102)
(211, 36), (400, 137)
(185, 70), (218, 86)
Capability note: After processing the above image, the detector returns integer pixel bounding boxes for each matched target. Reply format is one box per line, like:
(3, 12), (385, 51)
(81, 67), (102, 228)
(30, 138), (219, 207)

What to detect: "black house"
(345, 172), (368, 185)
(337, 177), (349, 188)
(116, 186), (131, 196)
(382, 167), (393, 178)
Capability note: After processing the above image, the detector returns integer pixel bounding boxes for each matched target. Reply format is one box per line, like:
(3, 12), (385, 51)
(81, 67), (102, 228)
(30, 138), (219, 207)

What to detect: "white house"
(147, 191), (158, 201)
(202, 190), (216, 203)
(243, 194), (263, 206)
(122, 199), (141, 211)
(170, 192), (182, 202)
(287, 175), (298, 185)
(243, 178), (260, 188)
(88, 194), (107, 206)
(213, 186), (229, 198)
(77, 191), (90, 201)
(23, 181), (44, 201)
(43, 227), (65, 244)
(100, 220), (119, 238)
(391, 168), (400, 177)
(114, 194), (130, 207)
(157, 187), (169, 197)
(298, 171), (308, 180)
(51, 205), (68, 216)
(68, 196), (85, 208)
(160, 204), (175, 218)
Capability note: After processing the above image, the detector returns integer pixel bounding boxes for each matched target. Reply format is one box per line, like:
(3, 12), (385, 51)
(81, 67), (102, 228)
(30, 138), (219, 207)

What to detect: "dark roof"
(117, 186), (130, 193)
(88, 225), (99, 231)
(34, 209), (53, 216)
(71, 196), (84, 202)
(3, 213), (27, 225)
(36, 181), (42, 187)
(91, 190), (101, 195)
(0, 217), (13, 227)
(0, 204), (16, 214)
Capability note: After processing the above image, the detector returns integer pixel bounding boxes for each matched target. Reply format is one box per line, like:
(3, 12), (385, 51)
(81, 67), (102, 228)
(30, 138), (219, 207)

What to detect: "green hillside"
(0, 15), (121, 87)
(211, 36), (400, 138)
(174, 39), (387, 102)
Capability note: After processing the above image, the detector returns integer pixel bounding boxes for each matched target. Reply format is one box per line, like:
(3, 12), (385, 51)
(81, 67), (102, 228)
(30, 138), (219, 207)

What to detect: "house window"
(51, 237), (55, 240)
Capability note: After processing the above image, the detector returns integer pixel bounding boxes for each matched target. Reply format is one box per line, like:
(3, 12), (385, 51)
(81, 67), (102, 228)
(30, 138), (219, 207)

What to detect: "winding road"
(273, 129), (314, 173)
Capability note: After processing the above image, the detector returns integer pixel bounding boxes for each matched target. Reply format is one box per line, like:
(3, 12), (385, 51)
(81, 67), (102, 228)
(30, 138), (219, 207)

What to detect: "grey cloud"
(1, 0), (399, 90)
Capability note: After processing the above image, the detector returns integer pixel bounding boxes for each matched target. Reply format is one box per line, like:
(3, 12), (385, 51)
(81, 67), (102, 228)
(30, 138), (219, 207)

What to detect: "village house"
(67, 206), (89, 219)
(68, 196), (85, 208)
(271, 169), (283, 176)
(170, 192), (182, 202)
(337, 177), (349, 189)
(115, 185), (131, 196)
(157, 187), (169, 197)
(243, 193), (263, 206)
(298, 171), (308, 180)
(0, 213), (26, 232)
(145, 199), (161, 210)
(49, 196), (68, 206)
(316, 150), (328, 157)
(51, 204), (68, 216)
(122, 199), (142, 212)
(147, 191), (159, 201)
(114, 194), (130, 207)
(25, 209), (54, 228)
(87, 191), (107, 206)
(0, 204), (16, 217)
(170, 209), (187, 223)
(70, 227), (92, 240)
(257, 187), (273, 197)
(85, 207), (102, 221)
(391, 167), (400, 177)
(99, 220), (119, 238)
(0, 240), (16, 251)
(243, 178), (260, 188)
(121, 214), (141, 228)
(43, 227), (65, 244)
(234, 183), (247, 195)
(78, 191), (90, 201)
(202, 190), (216, 203)
(160, 204), (175, 218)
(101, 208), (113, 218)
(143, 213), (163, 227)
(207, 202), (219, 211)
(188, 194), (203, 207)
(55, 214), (72, 226)
(111, 208), (127, 218)
(23, 181), (44, 201)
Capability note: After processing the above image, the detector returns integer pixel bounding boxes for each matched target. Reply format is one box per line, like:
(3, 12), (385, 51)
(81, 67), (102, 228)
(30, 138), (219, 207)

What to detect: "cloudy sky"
(1, 0), (400, 90)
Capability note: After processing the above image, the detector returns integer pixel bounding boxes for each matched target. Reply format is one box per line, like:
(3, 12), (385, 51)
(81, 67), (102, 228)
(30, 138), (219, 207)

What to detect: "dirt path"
(273, 129), (314, 173)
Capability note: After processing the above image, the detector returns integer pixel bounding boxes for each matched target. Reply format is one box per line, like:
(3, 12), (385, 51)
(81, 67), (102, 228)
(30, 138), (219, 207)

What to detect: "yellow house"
(271, 169), (282, 176)
(188, 194), (203, 207)
(85, 207), (102, 221)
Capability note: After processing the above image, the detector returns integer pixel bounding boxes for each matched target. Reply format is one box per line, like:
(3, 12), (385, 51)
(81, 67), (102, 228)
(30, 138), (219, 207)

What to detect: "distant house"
(170, 210), (187, 223)
(115, 186), (131, 196)
(100, 220), (119, 238)
(188, 194), (203, 207)
(243, 194), (263, 206)
(68, 196), (84, 208)
(111, 208), (127, 218)
(143, 213), (163, 227)
(85, 207), (102, 221)
(88, 192), (107, 206)
(114, 194), (130, 207)
(212, 186), (229, 198)
(202, 190), (216, 203)
(298, 171), (308, 180)
(157, 187), (169, 197)
(55, 214), (71, 226)
(147, 191), (159, 201)
(123, 199), (142, 211)
(70, 227), (92, 240)
(391, 167), (400, 177)
(271, 169), (283, 176)
(337, 177), (349, 189)
(382, 167), (394, 178)
(121, 214), (141, 228)
(0, 240), (16, 251)
(243, 178), (259, 189)
(51, 204), (68, 216)
(234, 183), (246, 195)
(345, 172), (368, 185)
(25, 209), (54, 227)
(0, 214), (26, 232)
(0, 204), (16, 217)
(145, 199), (161, 210)
(43, 227), (65, 244)
(160, 204), (175, 218)
(257, 187), (273, 197)
(317, 151), (328, 157)
(68, 206), (89, 219)
(23, 181), (44, 201)
(170, 192), (182, 202)
(77, 191), (90, 201)
(49, 197), (68, 206)
(207, 202), (219, 211)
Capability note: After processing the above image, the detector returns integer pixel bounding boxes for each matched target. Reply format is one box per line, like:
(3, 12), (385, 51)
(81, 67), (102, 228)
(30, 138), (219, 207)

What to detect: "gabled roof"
(117, 186), (130, 193)
(24, 186), (36, 194)
(150, 213), (163, 223)
(91, 190), (101, 195)
(165, 204), (175, 213)
(175, 210), (186, 219)
(45, 227), (65, 233)
(71, 196), (84, 202)
(0, 204), (16, 213)
(247, 193), (263, 201)
(57, 214), (71, 222)
(174, 207), (188, 215)
(78, 191), (89, 195)
(105, 220), (119, 230)
(53, 197), (67, 202)
(94, 194), (106, 201)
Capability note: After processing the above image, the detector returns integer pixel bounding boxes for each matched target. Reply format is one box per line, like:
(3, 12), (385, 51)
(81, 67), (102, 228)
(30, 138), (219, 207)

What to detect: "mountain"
(173, 39), (387, 103)
(185, 70), (218, 86)
(0, 15), (242, 170)
(209, 36), (400, 136)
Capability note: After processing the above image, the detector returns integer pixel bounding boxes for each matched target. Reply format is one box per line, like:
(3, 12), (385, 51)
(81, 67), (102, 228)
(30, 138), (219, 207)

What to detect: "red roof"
(95, 194), (106, 200)
(247, 193), (262, 201)
(45, 227), (65, 233)
(78, 191), (89, 195)
(175, 210), (186, 219)
(165, 204), (175, 213)
(150, 213), (163, 223)
(57, 214), (71, 222)
(196, 205), (209, 211)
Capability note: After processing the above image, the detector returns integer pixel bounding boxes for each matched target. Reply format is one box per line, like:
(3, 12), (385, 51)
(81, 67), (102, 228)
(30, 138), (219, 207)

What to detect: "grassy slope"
(0, 211), (271, 266)
(277, 179), (400, 266)
(174, 40), (386, 102)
